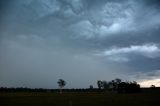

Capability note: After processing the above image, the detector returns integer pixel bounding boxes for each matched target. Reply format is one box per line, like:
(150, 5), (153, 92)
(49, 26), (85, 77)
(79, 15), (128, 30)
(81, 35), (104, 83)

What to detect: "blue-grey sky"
(1, 0), (160, 88)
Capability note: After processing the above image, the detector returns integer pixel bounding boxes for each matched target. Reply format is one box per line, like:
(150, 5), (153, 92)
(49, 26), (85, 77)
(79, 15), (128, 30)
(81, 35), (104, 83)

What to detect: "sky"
(0, 0), (160, 88)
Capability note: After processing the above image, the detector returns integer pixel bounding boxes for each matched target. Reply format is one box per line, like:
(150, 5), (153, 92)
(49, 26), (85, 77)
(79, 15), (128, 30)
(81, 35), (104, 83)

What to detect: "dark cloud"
(0, 0), (12, 10)
(143, 0), (160, 6)
(1, 0), (160, 88)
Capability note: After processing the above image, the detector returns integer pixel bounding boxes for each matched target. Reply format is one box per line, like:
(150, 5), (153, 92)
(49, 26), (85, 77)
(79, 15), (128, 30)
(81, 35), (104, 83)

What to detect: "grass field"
(0, 92), (160, 106)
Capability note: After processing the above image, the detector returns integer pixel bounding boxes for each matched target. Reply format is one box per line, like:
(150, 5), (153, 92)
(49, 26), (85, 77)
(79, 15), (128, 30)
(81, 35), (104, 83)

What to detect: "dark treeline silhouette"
(0, 87), (49, 92)
(0, 87), (101, 93)
(1, 78), (159, 93)
(1, 87), (160, 93)
(97, 78), (141, 93)
(117, 81), (140, 93)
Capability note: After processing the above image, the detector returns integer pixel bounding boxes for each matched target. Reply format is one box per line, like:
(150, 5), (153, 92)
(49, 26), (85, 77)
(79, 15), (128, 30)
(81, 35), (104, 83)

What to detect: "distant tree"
(96, 79), (140, 93)
(107, 81), (114, 90)
(114, 78), (122, 90)
(97, 79), (122, 90)
(97, 80), (103, 89)
(57, 79), (66, 94)
(150, 85), (156, 90)
(151, 85), (156, 88)
(89, 85), (93, 89)
(117, 81), (140, 93)
(114, 78), (122, 84)
(103, 81), (109, 89)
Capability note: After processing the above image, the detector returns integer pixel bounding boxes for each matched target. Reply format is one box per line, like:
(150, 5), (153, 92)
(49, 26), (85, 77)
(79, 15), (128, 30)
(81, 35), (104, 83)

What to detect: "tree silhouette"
(150, 85), (156, 90)
(57, 79), (66, 94)
(114, 78), (122, 84)
(96, 78), (140, 93)
(117, 81), (140, 93)
(151, 85), (156, 88)
(97, 80), (103, 89)
(89, 85), (93, 89)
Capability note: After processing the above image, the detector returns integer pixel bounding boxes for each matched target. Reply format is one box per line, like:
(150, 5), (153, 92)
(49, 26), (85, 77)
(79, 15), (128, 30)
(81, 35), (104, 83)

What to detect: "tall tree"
(57, 79), (66, 94)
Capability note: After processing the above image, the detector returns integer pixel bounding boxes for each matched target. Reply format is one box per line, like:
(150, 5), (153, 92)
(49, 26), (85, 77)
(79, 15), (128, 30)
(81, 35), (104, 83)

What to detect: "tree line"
(56, 78), (141, 93)
(0, 78), (149, 93)
(96, 78), (140, 93)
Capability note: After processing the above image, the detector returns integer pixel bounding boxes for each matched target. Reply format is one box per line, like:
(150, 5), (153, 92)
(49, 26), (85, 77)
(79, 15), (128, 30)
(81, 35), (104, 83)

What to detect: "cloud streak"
(97, 44), (160, 62)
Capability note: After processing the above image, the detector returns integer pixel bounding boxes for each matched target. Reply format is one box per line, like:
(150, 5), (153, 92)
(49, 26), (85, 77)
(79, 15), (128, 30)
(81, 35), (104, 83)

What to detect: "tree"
(114, 78), (122, 90)
(150, 85), (156, 90)
(103, 81), (108, 89)
(117, 81), (140, 93)
(89, 85), (93, 89)
(97, 80), (103, 89)
(151, 85), (156, 88)
(57, 79), (66, 94)
(114, 78), (122, 84)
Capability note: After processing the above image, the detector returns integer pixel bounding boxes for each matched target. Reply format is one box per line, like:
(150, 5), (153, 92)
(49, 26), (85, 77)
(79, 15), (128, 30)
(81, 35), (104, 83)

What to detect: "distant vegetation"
(0, 78), (144, 93)
(57, 79), (66, 94)
(97, 78), (140, 93)
(0, 78), (160, 106)
(1, 78), (159, 94)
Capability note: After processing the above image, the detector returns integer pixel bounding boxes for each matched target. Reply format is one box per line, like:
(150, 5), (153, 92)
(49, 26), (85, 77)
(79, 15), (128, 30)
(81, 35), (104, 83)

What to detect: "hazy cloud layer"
(1, 0), (160, 88)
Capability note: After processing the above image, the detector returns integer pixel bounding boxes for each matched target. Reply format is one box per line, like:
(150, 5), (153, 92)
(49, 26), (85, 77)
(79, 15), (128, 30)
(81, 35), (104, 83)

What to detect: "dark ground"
(0, 91), (160, 106)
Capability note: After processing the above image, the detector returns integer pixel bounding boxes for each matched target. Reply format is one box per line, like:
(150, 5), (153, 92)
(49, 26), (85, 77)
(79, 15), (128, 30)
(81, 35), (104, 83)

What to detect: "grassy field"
(0, 92), (160, 106)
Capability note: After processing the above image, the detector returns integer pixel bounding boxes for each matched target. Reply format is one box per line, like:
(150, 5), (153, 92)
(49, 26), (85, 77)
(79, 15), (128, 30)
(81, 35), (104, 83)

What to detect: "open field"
(0, 92), (160, 106)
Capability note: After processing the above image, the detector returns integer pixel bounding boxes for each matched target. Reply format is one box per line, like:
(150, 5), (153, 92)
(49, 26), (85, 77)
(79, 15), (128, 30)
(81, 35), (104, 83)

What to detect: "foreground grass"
(0, 92), (160, 106)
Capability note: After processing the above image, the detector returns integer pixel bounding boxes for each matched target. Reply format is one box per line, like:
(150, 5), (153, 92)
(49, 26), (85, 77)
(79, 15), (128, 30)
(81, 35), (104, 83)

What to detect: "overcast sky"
(1, 0), (160, 88)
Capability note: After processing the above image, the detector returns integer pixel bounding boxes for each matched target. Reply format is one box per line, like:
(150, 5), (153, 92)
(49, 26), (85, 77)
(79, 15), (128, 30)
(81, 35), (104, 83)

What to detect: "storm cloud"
(1, 0), (160, 88)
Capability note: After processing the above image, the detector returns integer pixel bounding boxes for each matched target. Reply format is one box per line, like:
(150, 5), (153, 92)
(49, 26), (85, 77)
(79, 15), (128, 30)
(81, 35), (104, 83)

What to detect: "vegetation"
(57, 79), (66, 94)
(0, 78), (159, 106)
(97, 78), (140, 93)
